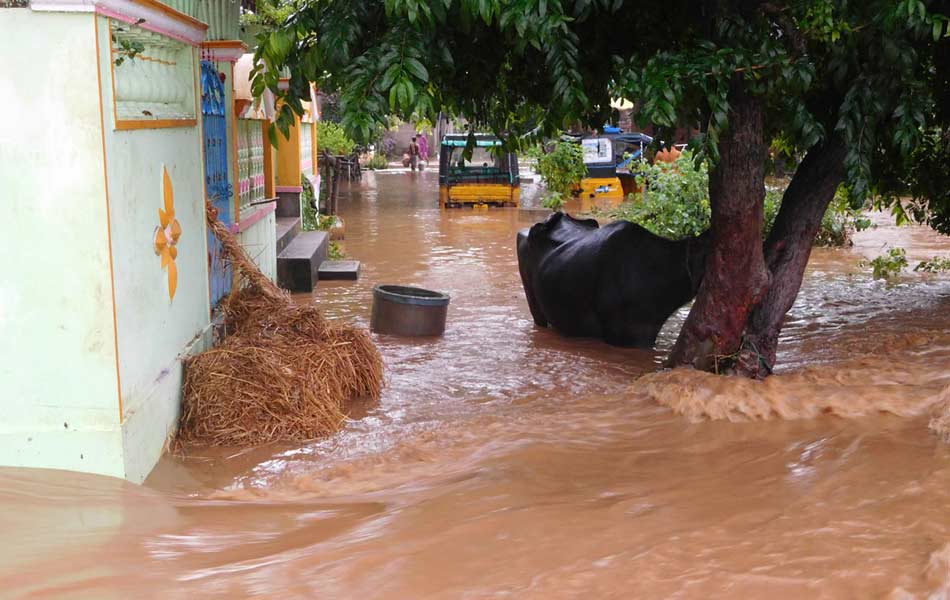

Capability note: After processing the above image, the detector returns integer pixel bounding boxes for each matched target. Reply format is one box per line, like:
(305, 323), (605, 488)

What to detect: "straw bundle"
(177, 204), (383, 446)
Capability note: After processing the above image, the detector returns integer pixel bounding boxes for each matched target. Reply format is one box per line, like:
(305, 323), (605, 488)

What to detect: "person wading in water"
(408, 136), (421, 172)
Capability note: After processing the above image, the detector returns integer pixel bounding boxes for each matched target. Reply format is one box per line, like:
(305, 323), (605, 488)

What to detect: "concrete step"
(276, 190), (301, 218)
(319, 260), (361, 281)
(277, 230), (328, 293)
(276, 216), (300, 255)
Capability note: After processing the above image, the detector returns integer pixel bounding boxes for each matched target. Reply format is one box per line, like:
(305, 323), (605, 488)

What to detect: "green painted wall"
(0, 9), (258, 483)
(95, 16), (212, 482)
(197, 0), (241, 41)
(0, 10), (125, 475)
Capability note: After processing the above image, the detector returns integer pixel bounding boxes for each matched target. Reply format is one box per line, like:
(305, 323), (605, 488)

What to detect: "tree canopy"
(255, 0), (950, 230)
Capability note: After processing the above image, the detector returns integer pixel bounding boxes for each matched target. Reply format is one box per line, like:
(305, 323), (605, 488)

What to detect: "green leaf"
(389, 84), (400, 109)
(478, 0), (491, 24)
(379, 63), (401, 91)
(406, 57), (429, 82)
(271, 30), (294, 61)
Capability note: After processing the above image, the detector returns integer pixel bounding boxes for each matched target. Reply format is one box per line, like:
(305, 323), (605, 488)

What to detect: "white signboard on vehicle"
(582, 138), (612, 164)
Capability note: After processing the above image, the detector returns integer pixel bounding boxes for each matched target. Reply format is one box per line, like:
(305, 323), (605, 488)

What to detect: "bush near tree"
(536, 139), (587, 210)
(364, 154), (390, 170)
(606, 151), (870, 245)
(253, 0), (950, 378)
(316, 121), (356, 156)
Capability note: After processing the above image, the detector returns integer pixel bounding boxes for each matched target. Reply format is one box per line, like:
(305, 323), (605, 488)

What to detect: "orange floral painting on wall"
(154, 166), (182, 301)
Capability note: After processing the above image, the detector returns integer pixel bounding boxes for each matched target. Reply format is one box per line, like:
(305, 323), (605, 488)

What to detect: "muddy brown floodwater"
(3, 172), (950, 599)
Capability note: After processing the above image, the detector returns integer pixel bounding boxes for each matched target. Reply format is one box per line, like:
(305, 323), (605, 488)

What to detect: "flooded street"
(2, 172), (950, 598)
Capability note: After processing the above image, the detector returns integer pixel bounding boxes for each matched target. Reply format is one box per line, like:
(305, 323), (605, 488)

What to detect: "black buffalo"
(517, 212), (709, 347)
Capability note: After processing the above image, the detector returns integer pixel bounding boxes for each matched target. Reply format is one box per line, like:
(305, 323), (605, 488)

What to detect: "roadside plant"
(300, 175), (338, 231)
(523, 143), (544, 163)
(240, 0), (301, 28)
(609, 164), (868, 247)
(364, 154), (389, 170)
(537, 139), (586, 210)
(814, 186), (874, 247)
(301, 175), (319, 230)
(378, 133), (398, 158)
(317, 121), (356, 156)
(622, 151), (710, 239)
(865, 247), (909, 281)
(914, 256), (950, 273)
(766, 135), (799, 178)
(329, 241), (345, 260)
(763, 188), (782, 237)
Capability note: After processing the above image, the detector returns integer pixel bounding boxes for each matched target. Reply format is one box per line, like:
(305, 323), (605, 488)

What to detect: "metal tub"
(370, 285), (450, 337)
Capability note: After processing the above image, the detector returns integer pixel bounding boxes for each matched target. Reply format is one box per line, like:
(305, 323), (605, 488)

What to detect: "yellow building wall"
(263, 120), (277, 197)
(275, 115), (302, 189)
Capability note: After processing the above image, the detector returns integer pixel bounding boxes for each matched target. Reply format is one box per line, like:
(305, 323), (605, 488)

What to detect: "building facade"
(0, 0), (279, 482)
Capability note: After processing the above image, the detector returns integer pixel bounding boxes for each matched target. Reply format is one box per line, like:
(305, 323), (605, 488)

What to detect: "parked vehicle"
(438, 134), (521, 208)
(563, 131), (653, 200)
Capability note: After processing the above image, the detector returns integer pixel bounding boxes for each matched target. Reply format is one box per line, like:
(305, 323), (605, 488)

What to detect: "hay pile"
(177, 204), (383, 446)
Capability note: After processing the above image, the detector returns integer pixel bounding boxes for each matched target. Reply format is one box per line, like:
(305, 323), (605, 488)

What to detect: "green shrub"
(317, 121), (356, 156)
(865, 247), (908, 281)
(537, 138), (587, 209)
(764, 188), (782, 236)
(301, 175), (338, 231)
(813, 186), (873, 247)
(301, 175), (318, 230)
(914, 256), (950, 273)
(606, 151), (710, 239)
(329, 241), (345, 260)
(364, 154), (389, 170)
(765, 135), (800, 178)
(606, 157), (869, 247)
(764, 185), (871, 247)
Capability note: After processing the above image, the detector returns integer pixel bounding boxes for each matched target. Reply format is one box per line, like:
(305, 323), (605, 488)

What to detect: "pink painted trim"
(230, 201), (276, 234)
(276, 185), (303, 193)
(97, 6), (203, 46)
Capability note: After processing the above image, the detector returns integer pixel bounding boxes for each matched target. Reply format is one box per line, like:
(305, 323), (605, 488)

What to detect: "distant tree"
(253, 0), (950, 378)
(240, 0), (301, 30)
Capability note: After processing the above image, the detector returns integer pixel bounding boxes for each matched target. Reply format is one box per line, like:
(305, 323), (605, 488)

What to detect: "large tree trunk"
(738, 136), (847, 377)
(667, 81), (770, 372)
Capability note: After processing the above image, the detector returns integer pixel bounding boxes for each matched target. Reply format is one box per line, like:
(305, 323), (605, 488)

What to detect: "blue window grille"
(201, 61), (233, 309)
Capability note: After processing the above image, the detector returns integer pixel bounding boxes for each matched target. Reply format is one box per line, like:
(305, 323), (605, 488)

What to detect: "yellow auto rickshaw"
(569, 132), (654, 202)
(439, 134), (520, 208)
